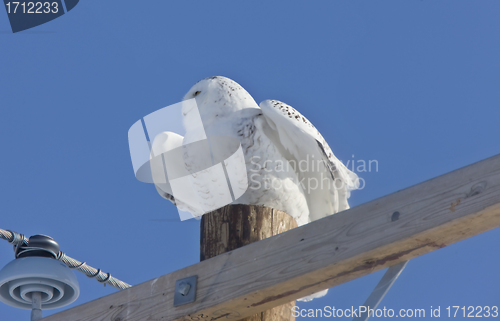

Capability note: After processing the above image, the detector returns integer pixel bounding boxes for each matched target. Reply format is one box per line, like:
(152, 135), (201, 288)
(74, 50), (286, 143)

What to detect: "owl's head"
(182, 76), (259, 124)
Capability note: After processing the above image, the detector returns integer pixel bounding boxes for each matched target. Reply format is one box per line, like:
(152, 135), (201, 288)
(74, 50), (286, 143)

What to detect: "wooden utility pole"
(201, 204), (297, 321)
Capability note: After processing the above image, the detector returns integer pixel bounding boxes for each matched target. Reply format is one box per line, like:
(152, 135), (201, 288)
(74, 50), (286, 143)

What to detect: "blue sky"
(1, 1), (499, 320)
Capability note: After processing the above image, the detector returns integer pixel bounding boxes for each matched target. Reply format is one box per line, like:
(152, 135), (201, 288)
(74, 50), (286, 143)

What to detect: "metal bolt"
(31, 292), (43, 321)
(391, 211), (400, 222)
(178, 282), (191, 296)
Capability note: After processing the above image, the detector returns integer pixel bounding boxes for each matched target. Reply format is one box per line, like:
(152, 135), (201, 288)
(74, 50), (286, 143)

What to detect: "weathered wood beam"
(42, 154), (500, 321)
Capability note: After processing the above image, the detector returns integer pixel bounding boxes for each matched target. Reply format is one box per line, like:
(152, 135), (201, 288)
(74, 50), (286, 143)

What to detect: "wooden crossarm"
(42, 154), (500, 321)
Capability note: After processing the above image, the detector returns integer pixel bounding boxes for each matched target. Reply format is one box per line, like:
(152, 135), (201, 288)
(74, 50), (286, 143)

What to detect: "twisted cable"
(0, 229), (29, 246)
(1, 228), (132, 291)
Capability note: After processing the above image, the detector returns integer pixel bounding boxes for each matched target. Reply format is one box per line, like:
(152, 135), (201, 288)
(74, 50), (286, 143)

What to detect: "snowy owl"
(153, 76), (358, 224)
(152, 76), (359, 301)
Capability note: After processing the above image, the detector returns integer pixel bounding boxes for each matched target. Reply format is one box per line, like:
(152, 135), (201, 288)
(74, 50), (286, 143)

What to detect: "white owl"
(153, 76), (358, 224)
(152, 76), (359, 300)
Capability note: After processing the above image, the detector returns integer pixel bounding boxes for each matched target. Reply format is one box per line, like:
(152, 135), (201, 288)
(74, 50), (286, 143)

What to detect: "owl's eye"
(193, 91), (201, 97)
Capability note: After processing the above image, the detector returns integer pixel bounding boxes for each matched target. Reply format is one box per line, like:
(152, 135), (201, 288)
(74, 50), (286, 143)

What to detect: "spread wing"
(259, 100), (359, 222)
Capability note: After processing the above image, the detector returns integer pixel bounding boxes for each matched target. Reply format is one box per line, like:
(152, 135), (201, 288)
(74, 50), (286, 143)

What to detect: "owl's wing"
(259, 100), (359, 222)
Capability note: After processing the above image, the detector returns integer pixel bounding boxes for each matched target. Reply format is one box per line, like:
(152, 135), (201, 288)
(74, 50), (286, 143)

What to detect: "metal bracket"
(174, 275), (197, 307)
(353, 260), (409, 321)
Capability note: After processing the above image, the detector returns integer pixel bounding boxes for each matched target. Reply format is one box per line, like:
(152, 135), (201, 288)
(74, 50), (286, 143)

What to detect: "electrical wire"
(0, 228), (132, 291)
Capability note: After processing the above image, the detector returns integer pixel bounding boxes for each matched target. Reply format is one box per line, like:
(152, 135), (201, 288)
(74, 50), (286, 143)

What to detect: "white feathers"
(154, 76), (359, 301)
(259, 99), (359, 222)
(163, 76), (358, 226)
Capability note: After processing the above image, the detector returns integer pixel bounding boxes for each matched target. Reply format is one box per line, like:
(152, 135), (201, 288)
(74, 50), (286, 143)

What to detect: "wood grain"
(201, 205), (297, 321)
(41, 154), (500, 321)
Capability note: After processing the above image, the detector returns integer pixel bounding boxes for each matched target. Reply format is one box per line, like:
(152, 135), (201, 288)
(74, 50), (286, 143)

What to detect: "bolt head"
(178, 282), (191, 296)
